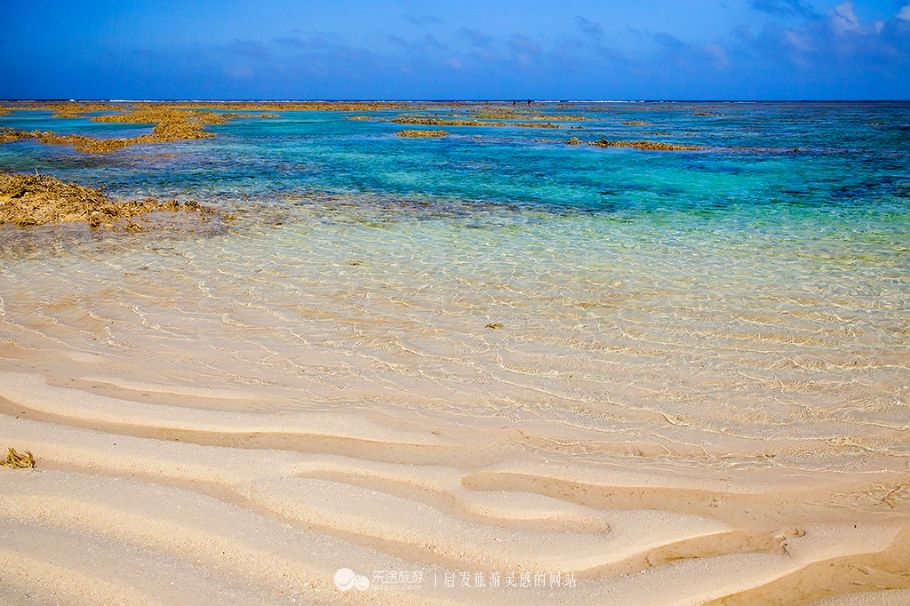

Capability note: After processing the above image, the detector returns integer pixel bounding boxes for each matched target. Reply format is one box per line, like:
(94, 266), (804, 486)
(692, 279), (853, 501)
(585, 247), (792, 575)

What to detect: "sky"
(1, 0), (909, 100)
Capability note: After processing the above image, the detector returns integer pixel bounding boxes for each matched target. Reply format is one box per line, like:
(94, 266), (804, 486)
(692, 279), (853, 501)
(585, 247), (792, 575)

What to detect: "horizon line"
(3, 98), (910, 104)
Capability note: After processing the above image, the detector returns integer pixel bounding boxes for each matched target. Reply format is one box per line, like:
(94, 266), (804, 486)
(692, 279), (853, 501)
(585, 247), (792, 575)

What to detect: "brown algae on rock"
(391, 117), (561, 129)
(45, 102), (124, 118)
(0, 128), (138, 153)
(590, 138), (704, 151)
(0, 101), (582, 153)
(0, 172), (216, 229)
(396, 130), (449, 138)
(0, 104), (275, 154)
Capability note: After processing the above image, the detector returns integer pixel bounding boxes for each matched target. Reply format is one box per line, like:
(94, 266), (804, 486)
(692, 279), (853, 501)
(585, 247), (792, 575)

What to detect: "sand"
(0, 364), (907, 605)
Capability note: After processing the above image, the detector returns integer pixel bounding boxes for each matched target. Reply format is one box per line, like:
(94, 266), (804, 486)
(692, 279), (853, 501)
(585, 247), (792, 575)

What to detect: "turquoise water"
(2, 102), (909, 219)
(0, 102), (908, 471)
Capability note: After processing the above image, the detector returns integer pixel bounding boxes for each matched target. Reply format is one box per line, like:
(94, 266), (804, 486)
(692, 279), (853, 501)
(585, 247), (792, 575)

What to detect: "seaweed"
(1, 447), (35, 469)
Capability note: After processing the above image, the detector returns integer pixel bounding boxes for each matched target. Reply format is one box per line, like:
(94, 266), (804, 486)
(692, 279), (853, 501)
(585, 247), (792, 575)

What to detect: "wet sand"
(0, 369), (907, 605)
(1, 212), (908, 605)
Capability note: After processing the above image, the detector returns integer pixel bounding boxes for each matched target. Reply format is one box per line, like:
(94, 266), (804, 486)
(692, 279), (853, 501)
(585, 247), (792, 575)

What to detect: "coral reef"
(391, 117), (561, 129)
(0, 172), (215, 228)
(47, 102), (125, 118)
(0, 128), (27, 144)
(91, 106), (225, 141)
(396, 130), (449, 138)
(0, 129), (138, 153)
(169, 101), (417, 112)
(468, 109), (589, 121)
(590, 138), (704, 151)
(0, 104), (276, 153)
(0, 102), (587, 153)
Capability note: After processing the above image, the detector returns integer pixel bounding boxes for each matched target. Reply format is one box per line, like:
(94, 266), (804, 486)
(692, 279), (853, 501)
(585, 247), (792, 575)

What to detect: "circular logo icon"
(334, 568), (370, 592)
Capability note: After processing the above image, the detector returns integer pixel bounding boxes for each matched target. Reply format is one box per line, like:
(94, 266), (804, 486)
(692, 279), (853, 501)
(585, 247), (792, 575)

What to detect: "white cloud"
(898, 4), (910, 21)
(785, 30), (814, 52)
(830, 1), (860, 35)
(704, 44), (730, 69)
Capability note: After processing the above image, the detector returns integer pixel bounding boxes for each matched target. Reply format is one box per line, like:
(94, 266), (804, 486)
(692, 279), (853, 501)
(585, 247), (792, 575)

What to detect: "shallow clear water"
(1, 102), (908, 474)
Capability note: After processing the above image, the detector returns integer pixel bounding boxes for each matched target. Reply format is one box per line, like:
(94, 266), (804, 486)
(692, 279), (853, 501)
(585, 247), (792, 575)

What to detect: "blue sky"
(1, 0), (909, 99)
